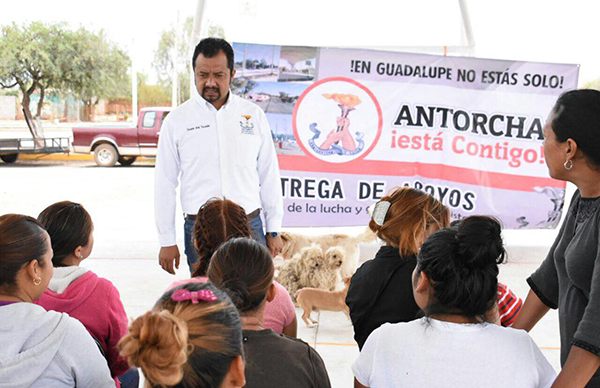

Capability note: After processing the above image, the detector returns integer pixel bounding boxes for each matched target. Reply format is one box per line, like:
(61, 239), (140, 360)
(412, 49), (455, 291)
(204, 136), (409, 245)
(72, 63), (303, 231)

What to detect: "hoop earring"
(564, 159), (573, 170)
(33, 278), (42, 286)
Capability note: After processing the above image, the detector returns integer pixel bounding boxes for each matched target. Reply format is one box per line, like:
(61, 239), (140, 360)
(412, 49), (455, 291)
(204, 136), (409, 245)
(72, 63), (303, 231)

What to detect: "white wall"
(0, 96), (16, 119)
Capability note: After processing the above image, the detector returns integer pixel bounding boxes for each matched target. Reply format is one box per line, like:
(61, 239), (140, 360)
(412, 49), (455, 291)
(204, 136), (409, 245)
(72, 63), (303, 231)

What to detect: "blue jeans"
(184, 212), (267, 273)
(248, 214), (267, 246)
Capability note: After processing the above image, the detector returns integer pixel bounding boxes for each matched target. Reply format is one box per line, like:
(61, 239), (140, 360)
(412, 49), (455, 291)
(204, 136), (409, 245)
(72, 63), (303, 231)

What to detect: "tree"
(137, 73), (171, 106)
(66, 28), (130, 121)
(208, 24), (226, 40)
(153, 18), (226, 103)
(154, 17), (193, 103)
(584, 78), (600, 91)
(0, 22), (130, 125)
(0, 22), (71, 131)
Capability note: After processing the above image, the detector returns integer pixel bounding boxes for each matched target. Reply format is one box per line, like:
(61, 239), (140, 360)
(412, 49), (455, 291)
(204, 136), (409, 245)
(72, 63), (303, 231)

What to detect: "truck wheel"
(0, 153), (19, 163)
(118, 156), (137, 166)
(94, 144), (118, 167)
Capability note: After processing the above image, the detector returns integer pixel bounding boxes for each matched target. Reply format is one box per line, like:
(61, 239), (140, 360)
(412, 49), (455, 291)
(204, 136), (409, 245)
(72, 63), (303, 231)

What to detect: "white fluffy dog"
(280, 228), (375, 278)
(276, 245), (324, 302)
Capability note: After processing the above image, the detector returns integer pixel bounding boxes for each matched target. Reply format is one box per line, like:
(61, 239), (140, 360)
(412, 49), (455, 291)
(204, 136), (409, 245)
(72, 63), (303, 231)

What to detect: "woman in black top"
(346, 187), (450, 349)
(513, 89), (600, 388)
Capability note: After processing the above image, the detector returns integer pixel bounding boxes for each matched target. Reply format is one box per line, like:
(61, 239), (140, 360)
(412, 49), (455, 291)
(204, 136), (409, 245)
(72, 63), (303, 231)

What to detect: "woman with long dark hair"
(513, 89), (600, 387)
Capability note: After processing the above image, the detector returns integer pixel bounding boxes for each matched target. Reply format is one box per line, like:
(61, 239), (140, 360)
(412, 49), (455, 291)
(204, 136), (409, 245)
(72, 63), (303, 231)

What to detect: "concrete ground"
(0, 160), (571, 387)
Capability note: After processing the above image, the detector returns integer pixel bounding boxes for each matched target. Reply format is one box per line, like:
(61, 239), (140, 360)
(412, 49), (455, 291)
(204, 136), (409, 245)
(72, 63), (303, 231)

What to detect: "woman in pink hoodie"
(36, 201), (132, 386)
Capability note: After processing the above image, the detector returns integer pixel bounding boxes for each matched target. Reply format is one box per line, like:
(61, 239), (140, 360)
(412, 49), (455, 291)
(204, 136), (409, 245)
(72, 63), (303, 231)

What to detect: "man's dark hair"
(192, 38), (234, 75)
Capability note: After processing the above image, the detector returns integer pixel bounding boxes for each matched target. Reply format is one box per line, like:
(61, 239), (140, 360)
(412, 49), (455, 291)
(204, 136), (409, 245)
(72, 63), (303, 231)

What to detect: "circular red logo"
(293, 77), (383, 164)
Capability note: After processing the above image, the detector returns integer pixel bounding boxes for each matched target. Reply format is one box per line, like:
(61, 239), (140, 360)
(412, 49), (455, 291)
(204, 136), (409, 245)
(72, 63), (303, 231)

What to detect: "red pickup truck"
(72, 107), (172, 167)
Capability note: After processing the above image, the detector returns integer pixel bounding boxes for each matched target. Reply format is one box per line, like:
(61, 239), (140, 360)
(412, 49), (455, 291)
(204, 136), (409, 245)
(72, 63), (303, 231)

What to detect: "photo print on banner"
(232, 42), (579, 229)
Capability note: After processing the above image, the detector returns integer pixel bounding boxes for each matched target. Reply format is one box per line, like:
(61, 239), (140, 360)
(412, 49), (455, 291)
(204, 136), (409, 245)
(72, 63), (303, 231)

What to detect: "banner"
(232, 43), (579, 228)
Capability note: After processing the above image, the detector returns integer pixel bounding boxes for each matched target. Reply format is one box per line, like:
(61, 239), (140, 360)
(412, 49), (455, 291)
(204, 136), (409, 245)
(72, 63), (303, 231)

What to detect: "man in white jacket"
(155, 38), (284, 274)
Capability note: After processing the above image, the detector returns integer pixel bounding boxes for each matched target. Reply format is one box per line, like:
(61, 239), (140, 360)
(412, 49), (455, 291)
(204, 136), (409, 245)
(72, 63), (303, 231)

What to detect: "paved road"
(0, 161), (161, 260)
(0, 160), (376, 261)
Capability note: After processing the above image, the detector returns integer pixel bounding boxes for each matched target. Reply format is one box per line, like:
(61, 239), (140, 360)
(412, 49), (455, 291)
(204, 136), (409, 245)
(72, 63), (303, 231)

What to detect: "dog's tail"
(350, 227), (377, 245)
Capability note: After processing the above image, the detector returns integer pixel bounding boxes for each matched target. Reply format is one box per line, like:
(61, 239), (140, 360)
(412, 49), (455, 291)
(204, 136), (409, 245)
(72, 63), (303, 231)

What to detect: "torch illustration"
(323, 93), (362, 145)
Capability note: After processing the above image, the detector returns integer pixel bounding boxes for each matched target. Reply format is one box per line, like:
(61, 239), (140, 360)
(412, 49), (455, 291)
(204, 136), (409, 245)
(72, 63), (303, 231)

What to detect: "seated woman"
(353, 216), (557, 388)
(346, 187), (449, 349)
(168, 198), (297, 337)
(119, 282), (245, 388)
(449, 220), (523, 327)
(208, 237), (331, 388)
(0, 213), (114, 387)
(36, 201), (131, 384)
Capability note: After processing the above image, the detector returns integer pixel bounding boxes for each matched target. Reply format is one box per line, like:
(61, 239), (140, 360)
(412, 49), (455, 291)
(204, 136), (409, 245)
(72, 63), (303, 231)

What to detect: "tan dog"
(321, 246), (345, 291)
(276, 244), (325, 302)
(297, 277), (352, 327)
(280, 228), (376, 278)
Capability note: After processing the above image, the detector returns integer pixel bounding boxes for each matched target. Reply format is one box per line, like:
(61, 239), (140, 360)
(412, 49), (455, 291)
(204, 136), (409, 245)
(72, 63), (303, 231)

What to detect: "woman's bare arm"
(282, 316), (297, 338)
(551, 346), (600, 388)
(511, 289), (551, 332)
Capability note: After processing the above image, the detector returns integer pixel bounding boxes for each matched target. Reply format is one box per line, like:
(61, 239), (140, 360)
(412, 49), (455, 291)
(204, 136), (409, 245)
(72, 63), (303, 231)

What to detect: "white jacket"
(154, 92), (284, 246)
(0, 302), (115, 388)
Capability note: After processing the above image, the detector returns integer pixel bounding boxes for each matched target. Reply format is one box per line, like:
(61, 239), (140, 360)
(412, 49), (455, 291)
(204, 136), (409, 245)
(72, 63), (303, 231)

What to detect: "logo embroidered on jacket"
(240, 115), (254, 135)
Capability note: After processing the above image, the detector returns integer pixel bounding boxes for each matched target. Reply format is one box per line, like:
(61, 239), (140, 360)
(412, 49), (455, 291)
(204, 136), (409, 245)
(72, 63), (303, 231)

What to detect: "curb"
(19, 153), (94, 161)
(17, 153), (155, 163)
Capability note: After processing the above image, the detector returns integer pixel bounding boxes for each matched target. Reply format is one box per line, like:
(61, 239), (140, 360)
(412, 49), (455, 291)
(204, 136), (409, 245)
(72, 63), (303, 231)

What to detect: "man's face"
(194, 51), (235, 108)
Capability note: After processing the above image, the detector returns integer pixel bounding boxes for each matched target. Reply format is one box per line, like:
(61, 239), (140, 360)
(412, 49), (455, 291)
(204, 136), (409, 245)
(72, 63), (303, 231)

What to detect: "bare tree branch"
(0, 80), (18, 89)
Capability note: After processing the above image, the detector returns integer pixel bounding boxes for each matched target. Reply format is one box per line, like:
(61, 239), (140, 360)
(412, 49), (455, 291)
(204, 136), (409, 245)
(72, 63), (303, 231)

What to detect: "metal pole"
(172, 10), (180, 107)
(131, 39), (138, 123)
(189, 0), (207, 99)
(458, 0), (475, 55)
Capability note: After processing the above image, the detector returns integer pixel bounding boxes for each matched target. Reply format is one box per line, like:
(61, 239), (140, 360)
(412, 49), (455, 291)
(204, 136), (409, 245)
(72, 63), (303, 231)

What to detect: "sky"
(1, 0), (599, 86)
